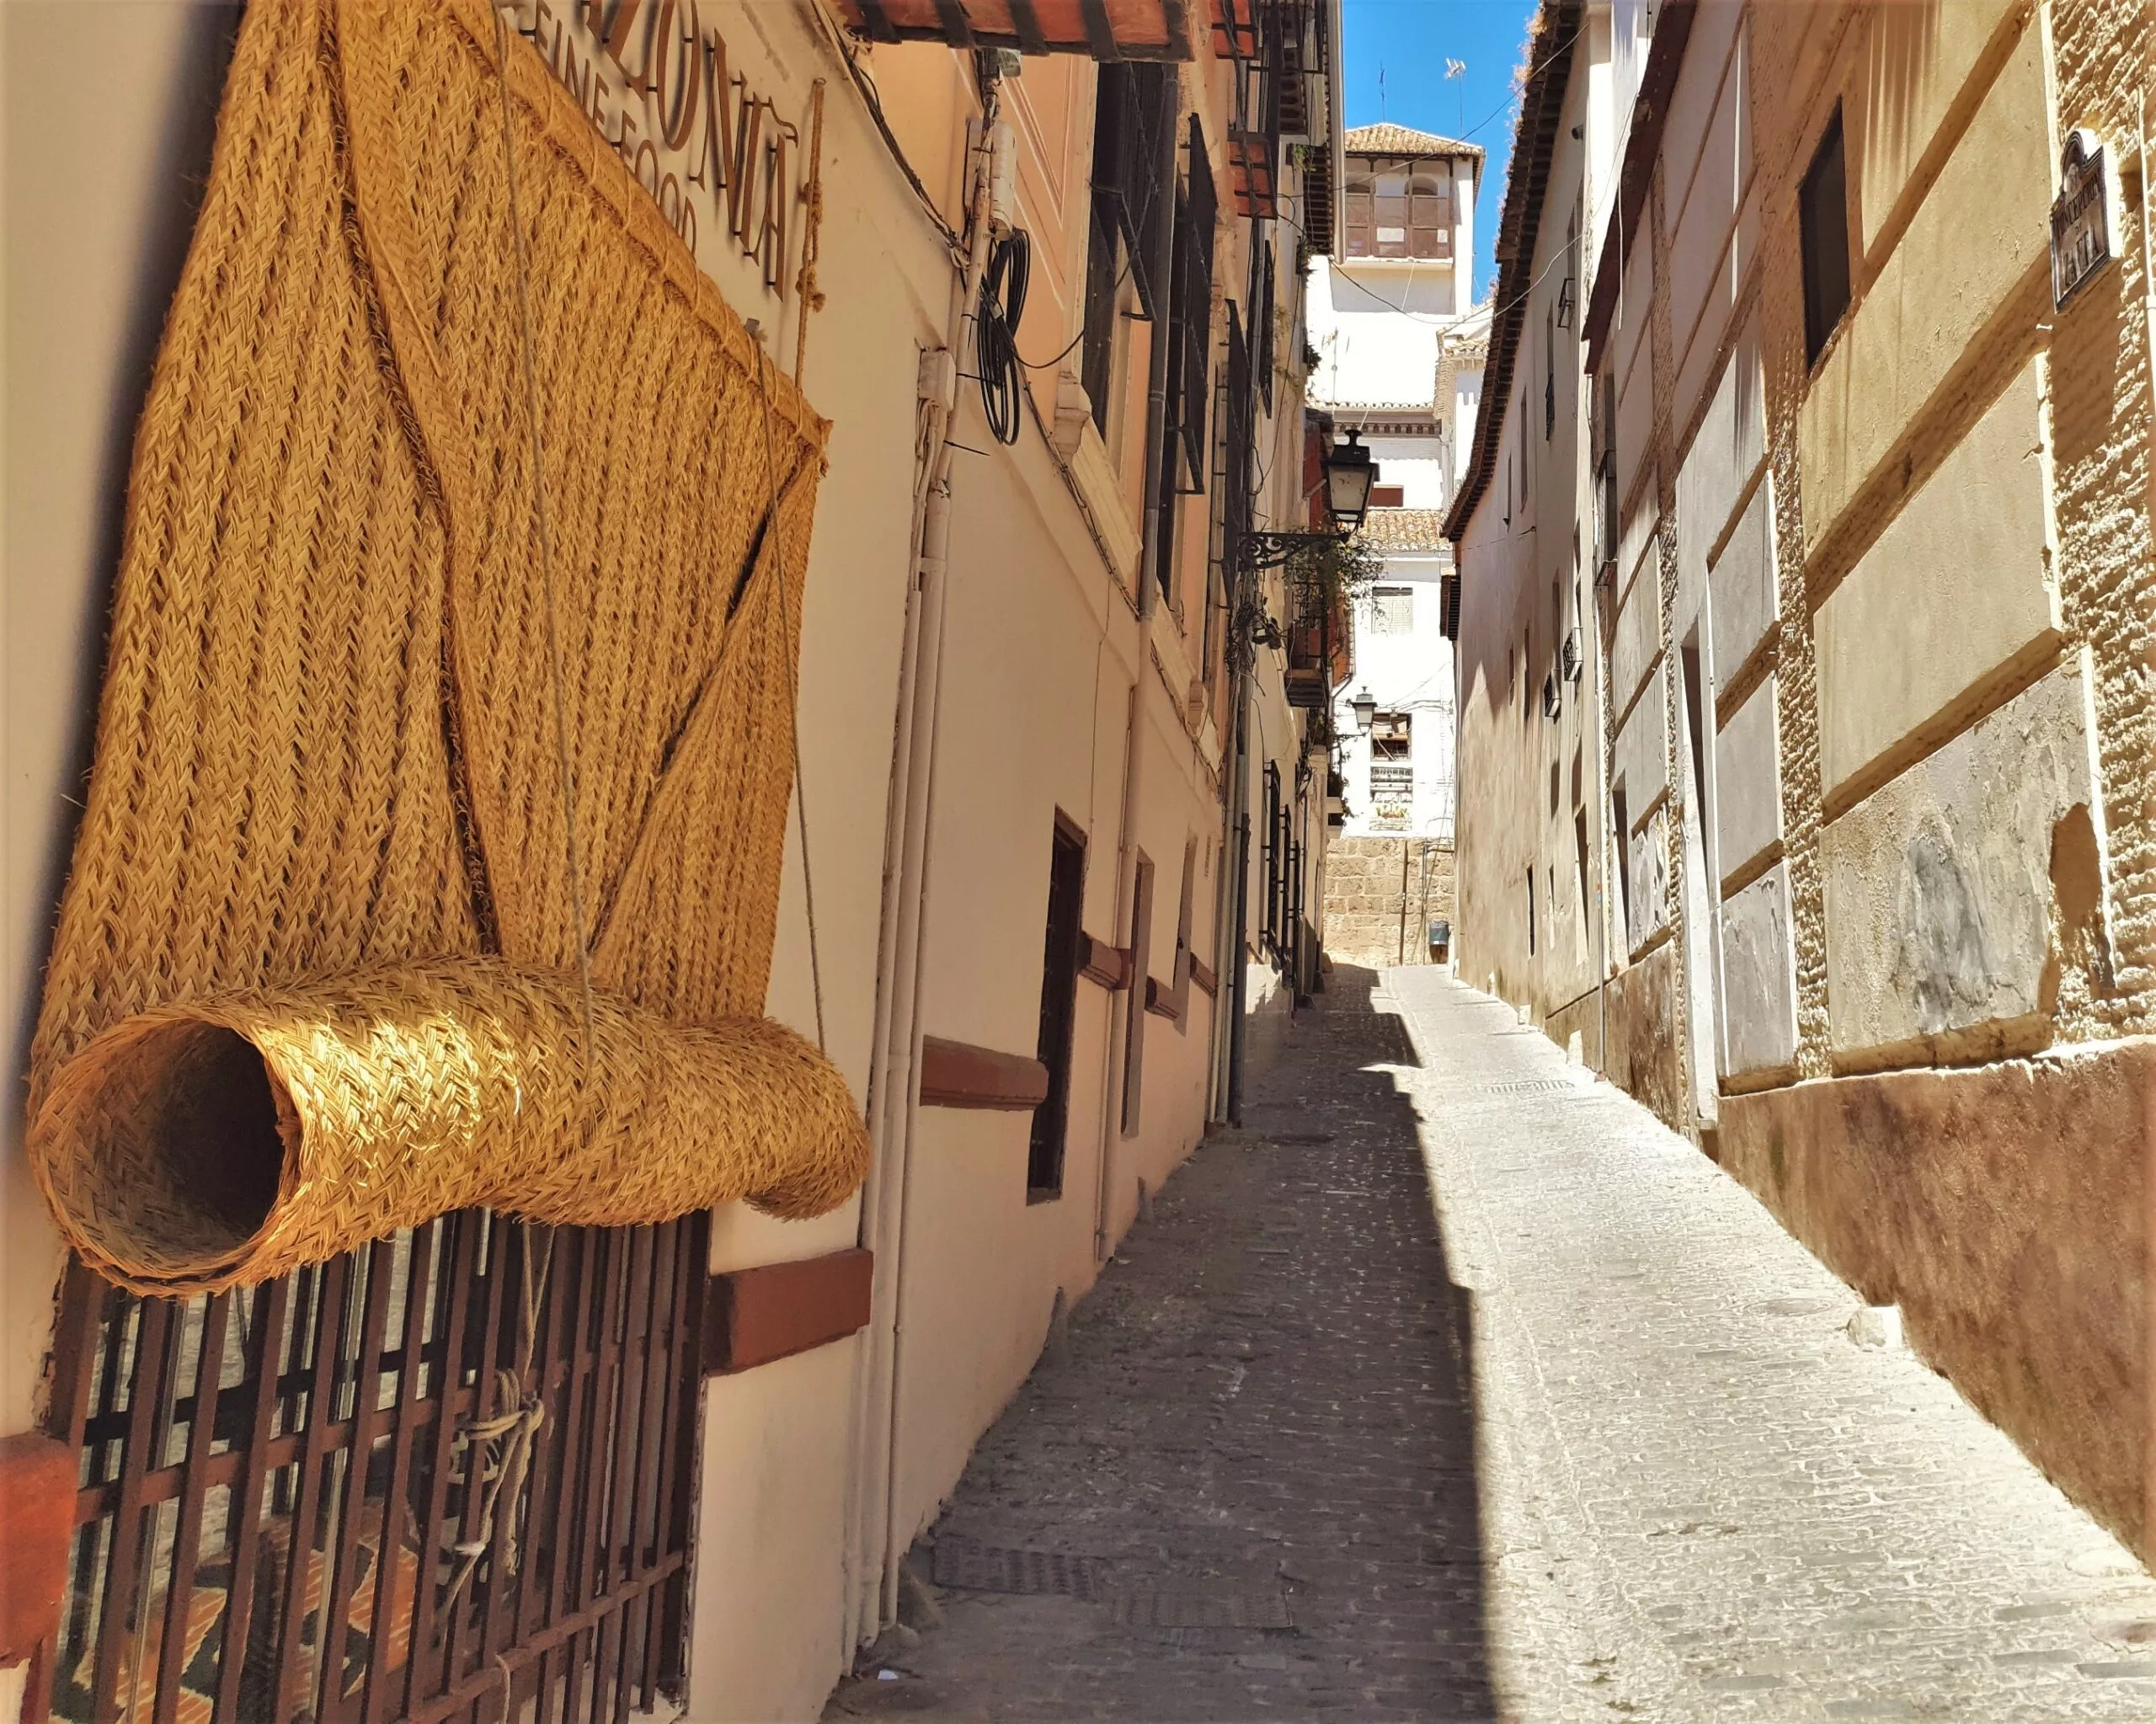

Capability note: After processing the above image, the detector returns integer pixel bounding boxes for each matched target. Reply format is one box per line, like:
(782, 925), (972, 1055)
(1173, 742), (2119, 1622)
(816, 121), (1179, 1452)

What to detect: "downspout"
(851, 101), (999, 1649)
(1091, 71), (1182, 1261)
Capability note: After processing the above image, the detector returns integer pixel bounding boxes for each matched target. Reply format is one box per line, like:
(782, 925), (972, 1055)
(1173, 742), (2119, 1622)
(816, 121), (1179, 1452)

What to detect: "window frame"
(1799, 104), (1852, 369)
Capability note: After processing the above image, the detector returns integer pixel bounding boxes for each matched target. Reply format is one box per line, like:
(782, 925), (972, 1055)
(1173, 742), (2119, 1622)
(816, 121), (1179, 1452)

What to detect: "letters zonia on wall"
(520, 0), (808, 295)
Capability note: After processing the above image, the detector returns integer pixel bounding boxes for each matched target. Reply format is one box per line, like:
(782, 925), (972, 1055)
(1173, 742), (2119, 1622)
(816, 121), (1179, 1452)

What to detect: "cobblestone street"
(827, 968), (2156, 1722)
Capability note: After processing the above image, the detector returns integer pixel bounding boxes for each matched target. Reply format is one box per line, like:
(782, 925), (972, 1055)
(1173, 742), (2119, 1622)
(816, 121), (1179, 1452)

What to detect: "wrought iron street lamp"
(1324, 430), (1377, 529)
(1231, 434), (1381, 582)
(1351, 686), (1377, 732)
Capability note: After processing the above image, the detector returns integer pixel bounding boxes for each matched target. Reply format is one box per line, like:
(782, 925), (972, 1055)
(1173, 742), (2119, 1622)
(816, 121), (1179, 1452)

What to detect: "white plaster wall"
(1364, 435), (1447, 506)
(1716, 673), (1784, 886)
(1710, 472), (1777, 689)
(3, 0), (246, 1450)
(1814, 360), (2060, 801)
(1334, 553), (1456, 840)
(1311, 257), (1444, 404)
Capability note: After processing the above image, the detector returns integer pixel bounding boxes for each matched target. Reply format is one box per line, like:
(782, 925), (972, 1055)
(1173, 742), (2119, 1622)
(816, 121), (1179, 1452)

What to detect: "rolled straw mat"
(24, 0), (870, 1295)
(32, 961), (868, 1297)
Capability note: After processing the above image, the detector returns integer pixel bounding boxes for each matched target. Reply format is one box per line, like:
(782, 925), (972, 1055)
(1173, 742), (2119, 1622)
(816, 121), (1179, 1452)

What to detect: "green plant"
(1284, 531), (1383, 610)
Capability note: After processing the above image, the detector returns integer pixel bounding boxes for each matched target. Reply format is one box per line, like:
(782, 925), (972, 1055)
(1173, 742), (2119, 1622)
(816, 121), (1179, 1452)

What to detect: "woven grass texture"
(33, 962), (865, 1295)
(26, 0), (867, 1294)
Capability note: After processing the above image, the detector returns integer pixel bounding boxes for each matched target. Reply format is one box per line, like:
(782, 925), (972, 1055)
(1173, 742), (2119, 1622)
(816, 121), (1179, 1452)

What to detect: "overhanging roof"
(835, 0), (1194, 58)
(1344, 122), (1484, 162)
(1580, 0), (1697, 366)
(1440, 0), (1582, 543)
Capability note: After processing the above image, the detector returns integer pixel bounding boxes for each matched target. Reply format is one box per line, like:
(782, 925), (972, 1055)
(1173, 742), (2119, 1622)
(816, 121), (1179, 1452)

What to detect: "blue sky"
(1340, 0), (1540, 300)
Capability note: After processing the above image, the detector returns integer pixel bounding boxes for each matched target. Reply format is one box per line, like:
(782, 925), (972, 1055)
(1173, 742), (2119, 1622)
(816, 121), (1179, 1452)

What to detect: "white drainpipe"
(846, 103), (1000, 1651)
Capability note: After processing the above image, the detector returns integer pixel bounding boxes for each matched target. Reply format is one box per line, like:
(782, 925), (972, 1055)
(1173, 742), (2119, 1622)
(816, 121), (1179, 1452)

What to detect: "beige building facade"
(1450, 0), (2156, 1567)
(0, 2), (1346, 1718)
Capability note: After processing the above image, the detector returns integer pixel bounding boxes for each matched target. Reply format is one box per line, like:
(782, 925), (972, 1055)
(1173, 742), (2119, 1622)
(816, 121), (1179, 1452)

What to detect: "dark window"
(1082, 64), (1171, 433)
(1260, 762), (1283, 953)
(1545, 305), (1556, 439)
(1166, 115), (1217, 498)
(1081, 198), (1123, 436)
(1408, 173), (1453, 259)
(1800, 106), (1850, 366)
(1121, 853), (1155, 1134)
(1216, 302), (1256, 667)
(1575, 809), (1593, 958)
(1612, 784), (1632, 945)
(1527, 867), (1537, 955)
(1343, 177), (1374, 256)
(1347, 163), (1454, 259)
(1029, 818), (1087, 1198)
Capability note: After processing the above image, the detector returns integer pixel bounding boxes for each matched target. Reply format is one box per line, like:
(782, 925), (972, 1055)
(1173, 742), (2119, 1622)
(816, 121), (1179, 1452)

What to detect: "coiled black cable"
(978, 227), (1030, 446)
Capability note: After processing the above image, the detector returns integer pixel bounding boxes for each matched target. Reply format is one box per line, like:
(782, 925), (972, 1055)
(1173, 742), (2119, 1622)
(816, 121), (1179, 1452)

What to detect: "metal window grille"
(45, 1210), (705, 1724)
(1088, 64), (1170, 321)
(1081, 64), (1171, 434)
(1260, 764), (1283, 954)
(1166, 117), (1217, 494)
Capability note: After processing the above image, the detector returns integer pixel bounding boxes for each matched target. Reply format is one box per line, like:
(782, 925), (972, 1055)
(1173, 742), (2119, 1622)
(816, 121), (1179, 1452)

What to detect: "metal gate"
(43, 1210), (706, 1723)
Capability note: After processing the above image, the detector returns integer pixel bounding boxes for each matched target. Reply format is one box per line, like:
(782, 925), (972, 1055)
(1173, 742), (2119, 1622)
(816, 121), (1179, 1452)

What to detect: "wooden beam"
(1144, 974), (1184, 1023)
(702, 1249), (875, 1376)
(852, 0), (904, 43)
(1079, 934), (1133, 990)
(1007, 0), (1050, 55)
(0, 1432), (75, 1668)
(1080, 0), (1122, 61)
(1158, 0), (1193, 57)
(920, 1035), (1051, 1108)
(933, 0), (975, 46)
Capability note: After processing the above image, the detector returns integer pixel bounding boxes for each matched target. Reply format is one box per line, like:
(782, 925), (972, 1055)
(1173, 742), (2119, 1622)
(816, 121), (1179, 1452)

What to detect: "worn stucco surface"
(1813, 359), (2061, 803)
(1720, 862), (1799, 1079)
(1718, 1038), (2152, 1562)
(1821, 664), (2095, 1065)
(1602, 939), (1685, 1129)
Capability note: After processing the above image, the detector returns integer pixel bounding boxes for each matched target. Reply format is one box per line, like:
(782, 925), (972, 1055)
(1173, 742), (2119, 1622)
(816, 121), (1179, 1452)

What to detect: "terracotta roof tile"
(1356, 509), (1452, 552)
(1343, 123), (1485, 161)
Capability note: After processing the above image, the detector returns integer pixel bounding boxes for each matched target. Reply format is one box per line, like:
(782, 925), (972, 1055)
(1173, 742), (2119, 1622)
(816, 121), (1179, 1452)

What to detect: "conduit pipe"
(1090, 70), (1182, 1262)
(846, 100), (999, 1652)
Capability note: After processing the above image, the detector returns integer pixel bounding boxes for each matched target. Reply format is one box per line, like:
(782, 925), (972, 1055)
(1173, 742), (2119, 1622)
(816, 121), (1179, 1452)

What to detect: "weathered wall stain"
(1894, 819), (1994, 1034)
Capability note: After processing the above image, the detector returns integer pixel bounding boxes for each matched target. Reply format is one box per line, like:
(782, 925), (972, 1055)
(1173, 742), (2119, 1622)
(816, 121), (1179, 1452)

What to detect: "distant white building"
(1307, 123), (1486, 844)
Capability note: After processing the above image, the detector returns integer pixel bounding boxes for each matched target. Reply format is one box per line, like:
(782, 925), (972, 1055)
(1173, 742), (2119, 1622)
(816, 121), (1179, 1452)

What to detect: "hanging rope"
(435, 9), (580, 1634)
(754, 352), (830, 1054)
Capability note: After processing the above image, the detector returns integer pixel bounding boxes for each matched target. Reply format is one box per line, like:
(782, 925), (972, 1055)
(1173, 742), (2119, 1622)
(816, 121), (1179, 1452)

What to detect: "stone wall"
(1323, 837), (1457, 970)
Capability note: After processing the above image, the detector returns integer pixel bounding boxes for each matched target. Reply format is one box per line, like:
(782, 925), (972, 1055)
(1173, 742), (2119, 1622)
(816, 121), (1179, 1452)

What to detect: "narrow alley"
(832, 970), (2156, 1723)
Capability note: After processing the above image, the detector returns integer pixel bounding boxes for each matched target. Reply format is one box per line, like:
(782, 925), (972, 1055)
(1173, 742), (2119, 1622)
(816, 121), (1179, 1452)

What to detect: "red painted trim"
(0, 1432), (75, 1668)
(702, 1249), (875, 1376)
(919, 1035), (1051, 1109)
(1079, 935), (1133, 990)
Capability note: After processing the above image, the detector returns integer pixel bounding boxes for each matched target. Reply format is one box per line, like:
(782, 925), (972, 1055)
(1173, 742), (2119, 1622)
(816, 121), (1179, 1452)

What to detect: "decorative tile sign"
(2052, 128), (2116, 309)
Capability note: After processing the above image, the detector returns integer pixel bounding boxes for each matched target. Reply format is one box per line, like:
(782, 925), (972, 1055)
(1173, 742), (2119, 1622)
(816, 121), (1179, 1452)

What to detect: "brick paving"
(826, 969), (2156, 1721)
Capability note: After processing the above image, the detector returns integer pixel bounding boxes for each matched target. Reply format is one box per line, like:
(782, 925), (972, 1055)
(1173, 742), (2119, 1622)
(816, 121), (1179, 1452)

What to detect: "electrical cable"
(978, 227), (1030, 445)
